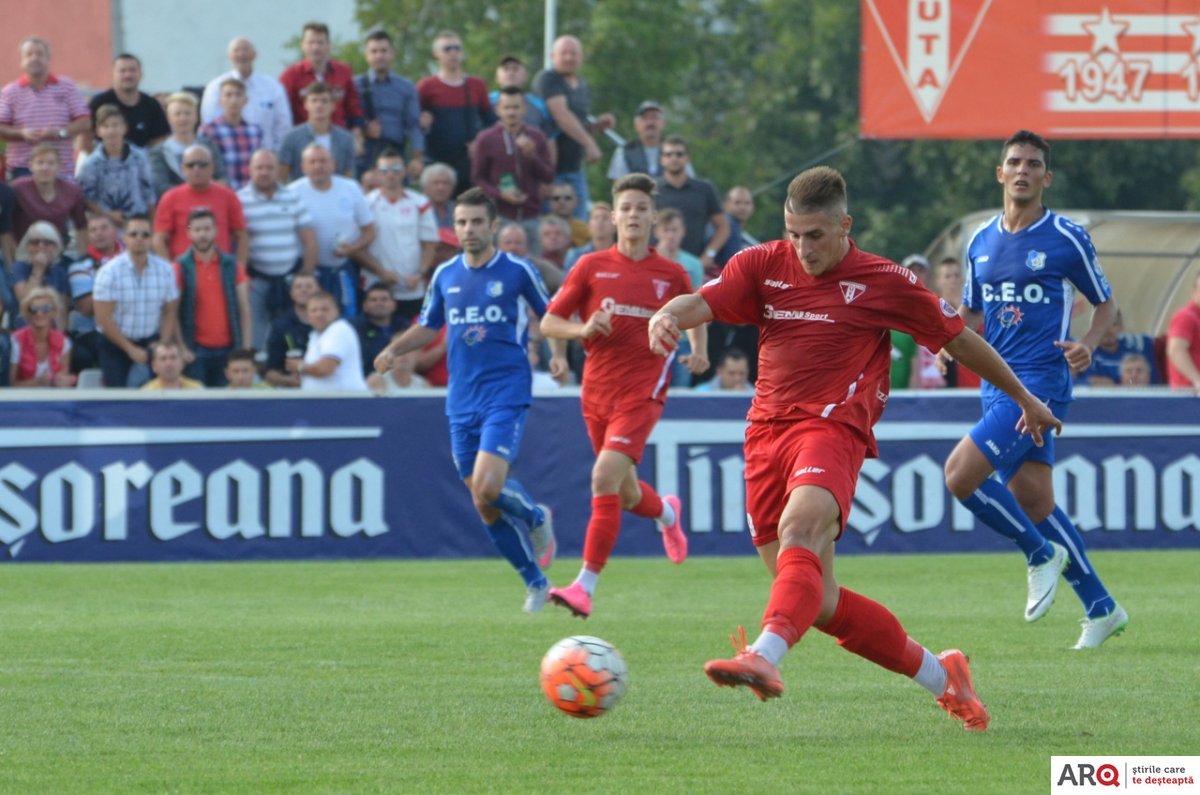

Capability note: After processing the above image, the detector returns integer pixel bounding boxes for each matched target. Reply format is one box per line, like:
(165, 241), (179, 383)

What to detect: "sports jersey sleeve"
(1055, 217), (1112, 305)
(698, 248), (761, 325)
(520, 261), (551, 317)
(873, 278), (966, 353)
(545, 259), (586, 318)
(419, 269), (447, 330)
(964, 248), (983, 312)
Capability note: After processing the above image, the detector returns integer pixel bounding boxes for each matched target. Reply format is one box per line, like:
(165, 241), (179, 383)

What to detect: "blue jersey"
(1077, 332), (1159, 385)
(965, 208), (1112, 403)
(420, 250), (551, 415)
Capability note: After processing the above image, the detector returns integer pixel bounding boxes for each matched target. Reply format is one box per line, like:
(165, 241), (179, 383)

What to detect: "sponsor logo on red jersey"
(600, 296), (655, 318)
(763, 304), (834, 323)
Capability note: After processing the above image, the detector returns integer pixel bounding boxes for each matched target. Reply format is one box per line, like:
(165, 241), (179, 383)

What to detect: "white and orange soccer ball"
(540, 635), (627, 718)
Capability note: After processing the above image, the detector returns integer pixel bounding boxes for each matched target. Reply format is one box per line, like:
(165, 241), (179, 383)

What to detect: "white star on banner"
(1082, 7), (1130, 55)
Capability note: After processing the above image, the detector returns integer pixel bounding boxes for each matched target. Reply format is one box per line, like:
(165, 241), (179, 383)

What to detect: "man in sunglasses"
(362, 148), (439, 320)
(93, 214), (179, 387)
(416, 30), (495, 197)
(153, 144), (248, 270)
(655, 135), (728, 279)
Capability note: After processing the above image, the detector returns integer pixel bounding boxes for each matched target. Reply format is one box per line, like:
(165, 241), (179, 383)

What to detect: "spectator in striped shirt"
(199, 78), (263, 190)
(0, 37), (91, 181)
(93, 214), (180, 387)
(238, 149), (317, 349)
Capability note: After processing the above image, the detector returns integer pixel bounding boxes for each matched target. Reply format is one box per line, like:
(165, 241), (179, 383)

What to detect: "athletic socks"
(1037, 506), (1116, 618)
(749, 631), (789, 666)
(581, 493), (622, 575)
(816, 587), (925, 677)
(960, 478), (1054, 565)
(629, 480), (675, 526)
(575, 567), (599, 595)
(489, 479), (543, 527)
(760, 546), (824, 646)
(913, 648), (949, 696)
(483, 514), (545, 588)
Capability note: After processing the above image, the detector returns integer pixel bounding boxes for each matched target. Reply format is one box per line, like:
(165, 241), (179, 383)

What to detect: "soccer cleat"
(703, 626), (784, 701)
(548, 582), (592, 619)
(530, 504), (556, 570)
(660, 494), (688, 564)
(1025, 541), (1068, 622)
(523, 582), (550, 613)
(1073, 604), (1129, 650)
(935, 649), (990, 731)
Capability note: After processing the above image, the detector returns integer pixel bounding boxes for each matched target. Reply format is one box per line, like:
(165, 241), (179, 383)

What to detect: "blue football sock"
(1037, 507), (1115, 618)
(484, 514), (546, 588)
(960, 479), (1053, 565)
(489, 479), (544, 527)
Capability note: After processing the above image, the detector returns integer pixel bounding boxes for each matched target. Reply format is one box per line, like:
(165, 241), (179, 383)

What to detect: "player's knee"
(472, 480), (502, 508)
(589, 471), (622, 496)
(777, 516), (829, 552)
(943, 460), (975, 501)
(1017, 494), (1054, 524)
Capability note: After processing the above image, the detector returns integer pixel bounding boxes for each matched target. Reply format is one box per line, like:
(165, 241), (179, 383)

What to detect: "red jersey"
(279, 59), (364, 128)
(699, 240), (964, 447)
(547, 245), (694, 404)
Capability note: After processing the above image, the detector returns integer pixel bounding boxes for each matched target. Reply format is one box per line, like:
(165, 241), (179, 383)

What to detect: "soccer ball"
(540, 635), (627, 718)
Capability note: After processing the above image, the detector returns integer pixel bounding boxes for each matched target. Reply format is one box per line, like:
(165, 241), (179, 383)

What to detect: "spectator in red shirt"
(153, 144), (248, 267)
(10, 143), (88, 252)
(1166, 270), (1200, 392)
(417, 30), (495, 196)
(172, 208), (251, 386)
(278, 22), (364, 137)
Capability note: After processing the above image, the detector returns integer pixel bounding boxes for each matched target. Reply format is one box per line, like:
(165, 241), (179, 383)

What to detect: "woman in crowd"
(148, 91), (227, 197)
(11, 222), (72, 331)
(10, 286), (75, 387)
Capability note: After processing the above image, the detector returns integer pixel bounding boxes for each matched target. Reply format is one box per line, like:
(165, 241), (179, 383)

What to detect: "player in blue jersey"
(943, 130), (1127, 649)
(374, 188), (557, 612)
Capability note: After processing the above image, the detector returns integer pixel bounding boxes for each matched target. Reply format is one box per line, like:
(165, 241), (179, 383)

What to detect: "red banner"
(860, 0), (1200, 138)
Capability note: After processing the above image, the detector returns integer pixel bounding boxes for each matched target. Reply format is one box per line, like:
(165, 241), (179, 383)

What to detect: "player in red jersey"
(648, 166), (1063, 731)
(541, 173), (708, 619)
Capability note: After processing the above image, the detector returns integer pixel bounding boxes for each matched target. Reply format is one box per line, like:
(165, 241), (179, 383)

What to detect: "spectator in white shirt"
(288, 289), (367, 391)
(200, 37), (293, 151)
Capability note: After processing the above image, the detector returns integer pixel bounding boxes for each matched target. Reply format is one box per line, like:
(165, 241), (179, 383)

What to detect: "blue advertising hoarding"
(0, 390), (1195, 562)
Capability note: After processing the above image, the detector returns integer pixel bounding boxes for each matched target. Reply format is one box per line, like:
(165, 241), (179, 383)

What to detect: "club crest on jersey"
(487, 280), (504, 297)
(998, 304), (1023, 328)
(839, 280), (866, 304)
(939, 298), (957, 317)
(1025, 250), (1047, 271)
(462, 325), (488, 345)
(652, 279), (671, 300)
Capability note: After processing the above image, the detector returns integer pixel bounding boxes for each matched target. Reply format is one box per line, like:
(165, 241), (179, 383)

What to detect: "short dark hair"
(113, 53), (141, 67)
(187, 207), (216, 226)
(455, 187), (497, 222)
(1002, 129), (1051, 170)
(227, 348), (257, 365)
(94, 104), (124, 127)
(305, 82), (333, 99)
(219, 77), (247, 94)
(498, 85), (524, 99)
(662, 134), (689, 153)
(375, 147), (404, 164)
(365, 30), (393, 46)
(785, 166), (847, 217)
(655, 207), (684, 227)
(125, 213), (151, 229)
(364, 283), (394, 300)
(303, 22), (330, 39)
(612, 173), (658, 203)
(150, 340), (181, 358)
(718, 348), (748, 368)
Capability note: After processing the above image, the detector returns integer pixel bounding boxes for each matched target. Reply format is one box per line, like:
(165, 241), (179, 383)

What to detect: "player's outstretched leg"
(816, 587), (989, 730)
(958, 479), (1066, 620)
(548, 494), (621, 619)
(627, 480), (687, 564)
(1034, 506), (1129, 647)
(488, 479), (556, 570)
(705, 546), (824, 700)
(482, 514), (549, 612)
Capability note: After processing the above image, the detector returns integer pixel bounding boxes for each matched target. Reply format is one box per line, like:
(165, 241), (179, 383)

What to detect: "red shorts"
(742, 418), (868, 547)
(582, 399), (664, 464)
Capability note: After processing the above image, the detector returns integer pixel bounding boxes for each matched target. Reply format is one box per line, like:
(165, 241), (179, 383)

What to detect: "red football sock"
(628, 480), (663, 519)
(761, 546), (824, 646)
(817, 587), (924, 677)
(582, 493), (623, 573)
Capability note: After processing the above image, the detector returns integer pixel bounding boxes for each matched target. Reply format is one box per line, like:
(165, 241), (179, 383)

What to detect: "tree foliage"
(349, 0), (1200, 258)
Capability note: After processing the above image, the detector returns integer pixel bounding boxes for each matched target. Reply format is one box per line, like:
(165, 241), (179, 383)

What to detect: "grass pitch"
(0, 550), (1196, 794)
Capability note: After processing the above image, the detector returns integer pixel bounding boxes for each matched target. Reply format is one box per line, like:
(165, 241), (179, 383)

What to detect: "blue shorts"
(448, 406), (529, 480)
(969, 394), (1068, 484)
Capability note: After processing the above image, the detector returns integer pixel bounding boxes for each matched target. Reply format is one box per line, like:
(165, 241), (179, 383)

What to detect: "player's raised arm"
(942, 326), (1062, 445)
(374, 323), (438, 373)
(649, 293), (714, 357)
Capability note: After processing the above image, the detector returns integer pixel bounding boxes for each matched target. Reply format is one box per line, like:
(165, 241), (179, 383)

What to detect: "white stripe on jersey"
(506, 254), (552, 305)
(963, 216), (996, 309)
(1052, 214), (1107, 298)
(1058, 279), (1075, 344)
(820, 373), (864, 418)
(650, 350), (676, 400)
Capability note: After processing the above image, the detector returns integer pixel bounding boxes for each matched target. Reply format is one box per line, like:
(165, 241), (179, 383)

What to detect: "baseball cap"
(498, 54), (524, 67)
(438, 228), (459, 248)
(635, 100), (663, 116)
(902, 254), (931, 271)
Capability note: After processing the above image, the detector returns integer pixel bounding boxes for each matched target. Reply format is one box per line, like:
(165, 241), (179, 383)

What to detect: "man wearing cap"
(355, 31), (424, 178)
(490, 55), (556, 152)
(608, 100), (691, 181)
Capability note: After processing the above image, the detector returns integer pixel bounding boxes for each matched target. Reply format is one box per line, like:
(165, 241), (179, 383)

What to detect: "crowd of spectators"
(1, 27), (1196, 395)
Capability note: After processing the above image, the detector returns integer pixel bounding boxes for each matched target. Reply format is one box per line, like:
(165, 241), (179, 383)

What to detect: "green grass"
(0, 551), (1196, 794)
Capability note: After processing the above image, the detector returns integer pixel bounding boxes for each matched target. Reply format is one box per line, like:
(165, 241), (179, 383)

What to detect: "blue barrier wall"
(0, 390), (1196, 562)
